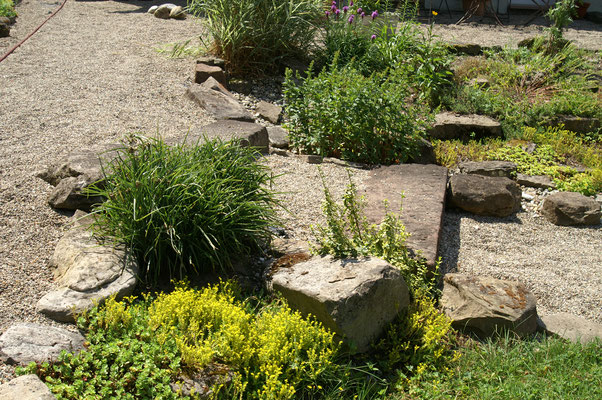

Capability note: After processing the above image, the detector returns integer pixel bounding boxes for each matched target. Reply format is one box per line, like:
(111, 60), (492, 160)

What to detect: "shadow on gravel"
(76, 0), (189, 14)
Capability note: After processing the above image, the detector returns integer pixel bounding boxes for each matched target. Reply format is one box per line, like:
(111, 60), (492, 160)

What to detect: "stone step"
(360, 164), (448, 270)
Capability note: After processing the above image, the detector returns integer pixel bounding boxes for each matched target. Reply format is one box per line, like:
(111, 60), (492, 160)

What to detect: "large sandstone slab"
(458, 160), (516, 178)
(0, 323), (85, 365)
(37, 212), (138, 322)
(174, 120), (269, 154)
(429, 112), (502, 141)
(539, 313), (602, 344)
(360, 164), (448, 269)
(441, 273), (538, 338)
(0, 375), (56, 400)
(271, 255), (410, 353)
(186, 83), (253, 122)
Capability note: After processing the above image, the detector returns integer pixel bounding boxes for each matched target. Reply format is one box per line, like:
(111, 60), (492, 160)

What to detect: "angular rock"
(406, 138), (436, 165)
(360, 164), (448, 269)
(0, 375), (56, 400)
(441, 273), (538, 338)
(541, 192), (601, 226)
(267, 126), (289, 149)
(539, 313), (602, 344)
(0, 323), (85, 365)
(556, 116), (600, 134)
(271, 256), (409, 353)
(177, 120), (269, 154)
(169, 5), (186, 19)
(194, 63), (227, 87)
(196, 57), (226, 69)
(516, 173), (556, 190)
(47, 175), (105, 212)
(448, 174), (521, 217)
(429, 112), (503, 141)
(186, 84), (253, 122)
(37, 213), (138, 322)
(201, 76), (233, 98)
(459, 160), (516, 178)
(255, 101), (282, 124)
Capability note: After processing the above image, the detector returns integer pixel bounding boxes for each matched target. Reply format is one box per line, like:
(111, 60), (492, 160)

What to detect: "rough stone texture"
(46, 175), (105, 212)
(429, 112), (503, 141)
(194, 63), (227, 87)
(541, 192), (601, 226)
(0, 323), (85, 365)
(0, 375), (56, 400)
(448, 174), (521, 217)
(255, 101), (282, 124)
(516, 173), (556, 190)
(441, 273), (538, 338)
(196, 57), (226, 69)
(271, 255), (409, 353)
(37, 212), (138, 322)
(186, 84), (253, 122)
(360, 164), (448, 269)
(154, 4), (175, 19)
(555, 116), (600, 134)
(201, 76), (233, 98)
(177, 120), (269, 154)
(406, 138), (436, 165)
(458, 160), (517, 178)
(169, 6), (186, 19)
(267, 126), (289, 149)
(539, 313), (602, 344)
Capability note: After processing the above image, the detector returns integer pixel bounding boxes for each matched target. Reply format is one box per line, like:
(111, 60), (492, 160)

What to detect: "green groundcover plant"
(86, 136), (280, 285)
(0, 0), (16, 18)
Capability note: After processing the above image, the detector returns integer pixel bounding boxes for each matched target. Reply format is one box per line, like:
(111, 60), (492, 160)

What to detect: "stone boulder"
(271, 255), (410, 353)
(47, 175), (105, 212)
(429, 112), (502, 141)
(267, 126), (289, 149)
(255, 101), (282, 124)
(194, 63), (227, 87)
(186, 83), (254, 122)
(541, 192), (601, 226)
(448, 174), (521, 217)
(441, 273), (538, 338)
(0, 323), (85, 365)
(201, 76), (233, 97)
(539, 313), (602, 344)
(176, 120), (269, 154)
(153, 4), (177, 19)
(555, 116), (600, 134)
(0, 375), (56, 400)
(37, 212), (138, 322)
(458, 160), (516, 178)
(516, 173), (556, 190)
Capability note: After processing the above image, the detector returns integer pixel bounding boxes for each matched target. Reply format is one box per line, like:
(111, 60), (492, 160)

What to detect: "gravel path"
(1, 0), (600, 384)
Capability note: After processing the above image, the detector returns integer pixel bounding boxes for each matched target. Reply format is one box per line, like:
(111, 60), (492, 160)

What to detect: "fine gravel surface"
(1, 0), (601, 384)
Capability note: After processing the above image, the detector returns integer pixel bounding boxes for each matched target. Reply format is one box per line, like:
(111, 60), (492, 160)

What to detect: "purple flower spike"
(350, 1), (354, 6)
(335, 8), (340, 18)
(371, 10), (378, 19)
(325, 10), (330, 19)
(348, 14), (355, 24)
(331, 4), (336, 11)
(371, 34), (376, 41)
(361, 11), (365, 18)
(357, 7), (362, 14)
(332, 0), (336, 4)
(343, 6), (348, 13)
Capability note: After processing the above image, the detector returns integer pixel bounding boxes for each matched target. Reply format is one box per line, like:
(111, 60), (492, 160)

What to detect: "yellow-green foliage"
(148, 283), (338, 399)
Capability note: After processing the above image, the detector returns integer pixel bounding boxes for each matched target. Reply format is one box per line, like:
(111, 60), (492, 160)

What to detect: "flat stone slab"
(429, 112), (502, 141)
(177, 120), (269, 154)
(539, 313), (602, 344)
(0, 323), (85, 365)
(0, 375), (56, 400)
(186, 83), (253, 122)
(459, 160), (516, 178)
(360, 164), (448, 269)
(516, 173), (556, 189)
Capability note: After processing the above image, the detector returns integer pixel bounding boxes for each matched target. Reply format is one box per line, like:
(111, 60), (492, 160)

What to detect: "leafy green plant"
(0, 0), (16, 18)
(283, 62), (429, 165)
(395, 335), (602, 399)
(546, 0), (577, 52)
(311, 171), (437, 296)
(87, 136), (280, 285)
(188, 0), (321, 74)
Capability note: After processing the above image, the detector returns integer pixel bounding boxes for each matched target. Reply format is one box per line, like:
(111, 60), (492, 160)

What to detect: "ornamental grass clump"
(87, 136), (280, 285)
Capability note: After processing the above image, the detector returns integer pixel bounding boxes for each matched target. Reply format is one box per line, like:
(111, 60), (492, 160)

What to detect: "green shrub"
(188, 0), (321, 74)
(87, 136), (280, 285)
(283, 62), (429, 165)
(0, 0), (16, 18)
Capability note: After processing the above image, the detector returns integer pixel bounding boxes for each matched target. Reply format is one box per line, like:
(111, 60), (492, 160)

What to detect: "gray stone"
(406, 138), (436, 165)
(173, 120), (269, 154)
(299, 154), (323, 164)
(0, 21), (9, 38)
(154, 4), (174, 19)
(556, 116), (600, 134)
(194, 63), (227, 87)
(539, 313), (602, 344)
(429, 112), (503, 141)
(0, 323), (85, 365)
(360, 164), (448, 270)
(37, 213), (138, 322)
(147, 5), (158, 13)
(448, 174), (521, 217)
(516, 173), (556, 190)
(255, 101), (282, 124)
(441, 273), (538, 338)
(541, 192), (601, 226)
(201, 76), (233, 98)
(459, 160), (517, 178)
(186, 84), (253, 122)
(267, 126), (289, 149)
(47, 175), (105, 212)
(271, 255), (410, 353)
(169, 6), (186, 19)
(0, 375), (56, 400)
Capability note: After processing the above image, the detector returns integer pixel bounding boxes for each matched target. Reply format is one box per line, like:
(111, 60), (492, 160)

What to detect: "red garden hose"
(0, 0), (68, 63)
